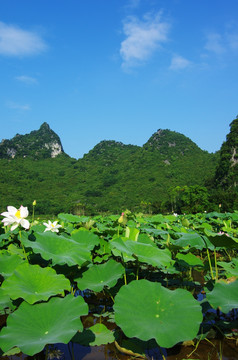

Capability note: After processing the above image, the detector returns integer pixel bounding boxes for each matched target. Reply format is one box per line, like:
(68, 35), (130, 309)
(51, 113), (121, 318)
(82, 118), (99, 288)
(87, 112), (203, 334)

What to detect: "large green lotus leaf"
(126, 241), (173, 268)
(204, 229), (238, 249)
(109, 237), (135, 262)
(171, 233), (209, 250)
(217, 259), (238, 278)
(206, 280), (238, 313)
(1, 263), (71, 304)
(70, 229), (100, 250)
(114, 280), (202, 348)
(0, 252), (24, 278)
(21, 231), (91, 267)
(0, 295), (88, 356)
(58, 213), (81, 223)
(137, 234), (157, 247)
(5, 244), (25, 259)
(73, 323), (114, 346)
(76, 259), (124, 292)
(176, 253), (204, 268)
(0, 288), (14, 311)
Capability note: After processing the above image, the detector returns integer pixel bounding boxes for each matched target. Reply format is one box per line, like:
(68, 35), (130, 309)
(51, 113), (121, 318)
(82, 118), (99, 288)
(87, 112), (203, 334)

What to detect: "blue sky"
(0, 0), (238, 159)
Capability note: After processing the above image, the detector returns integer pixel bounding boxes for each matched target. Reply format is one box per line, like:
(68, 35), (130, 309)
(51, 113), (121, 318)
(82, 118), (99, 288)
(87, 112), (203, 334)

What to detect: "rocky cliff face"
(215, 115), (238, 189)
(0, 122), (64, 159)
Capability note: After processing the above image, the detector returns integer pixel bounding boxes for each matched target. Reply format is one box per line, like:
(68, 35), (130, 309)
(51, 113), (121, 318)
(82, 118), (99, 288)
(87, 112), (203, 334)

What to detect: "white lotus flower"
(1, 205), (30, 231)
(43, 220), (62, 233)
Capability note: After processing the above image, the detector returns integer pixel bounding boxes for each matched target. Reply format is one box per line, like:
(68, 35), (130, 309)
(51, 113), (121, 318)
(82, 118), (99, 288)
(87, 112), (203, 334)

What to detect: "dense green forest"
(0, 117), (238, 215)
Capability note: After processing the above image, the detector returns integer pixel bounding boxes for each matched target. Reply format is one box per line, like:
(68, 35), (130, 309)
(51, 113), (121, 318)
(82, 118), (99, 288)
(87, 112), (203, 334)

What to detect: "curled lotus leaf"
(21, 231), (91, 267)
(0, 252), (24, 278)
(1, 263), (71, 304)
(0, 295), (88, 356)
(176, 253), (204, 268)
(73, 323), (114, 346)
(204, 229), (238, 249)
(171, 233), (209, 250)
(206, 280), (238, 313)
(125, 241), (173, 268)
(109, 237), (135, 262)
(114, 279), (203, 348)
(76, 259), (124, 292)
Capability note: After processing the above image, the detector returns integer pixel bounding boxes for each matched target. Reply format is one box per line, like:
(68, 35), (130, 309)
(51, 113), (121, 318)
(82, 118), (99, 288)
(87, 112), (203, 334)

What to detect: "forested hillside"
(0, 122), (222, 215)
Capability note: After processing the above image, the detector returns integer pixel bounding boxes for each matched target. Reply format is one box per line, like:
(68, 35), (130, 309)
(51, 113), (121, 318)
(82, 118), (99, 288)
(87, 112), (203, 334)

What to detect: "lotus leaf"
(70, 229), (100, 250)
(206, 280), (238, 313)
(32, 223), (47, 232)
(114, 279), (203, 348)
(58, 213), (82, 223)
(125, 241), (173, 268)
(176, 253), (204, 268)
(125, 226), (139, 241)
(6, 244), (25, 258)
(0, 288), (13, 311)
(73, 323), (114, 346)
(137, 234), (157, 247)
(76, 259), (124, 292)
(171, 233), (209, 250)
(1, 263), (71, 304)
(2, 346), (21, 356)
(0, 295), (88, 356)
(0, 252), (24, 278)
(110, 237), (135, 262)
(217, 259), (238, 278)
(204, 229), (238, 249)
(21, 231), (91, 267)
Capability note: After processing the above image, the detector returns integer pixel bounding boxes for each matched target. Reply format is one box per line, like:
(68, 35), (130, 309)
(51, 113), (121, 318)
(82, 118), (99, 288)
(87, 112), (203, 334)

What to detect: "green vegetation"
(0, 124), (220, 215)
(1, 116), (238, 215)
(0, 210), (237, 358)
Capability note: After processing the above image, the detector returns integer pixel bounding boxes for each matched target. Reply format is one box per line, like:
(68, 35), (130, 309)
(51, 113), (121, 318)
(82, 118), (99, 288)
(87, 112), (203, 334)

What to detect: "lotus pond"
(0, 209), (238, 359)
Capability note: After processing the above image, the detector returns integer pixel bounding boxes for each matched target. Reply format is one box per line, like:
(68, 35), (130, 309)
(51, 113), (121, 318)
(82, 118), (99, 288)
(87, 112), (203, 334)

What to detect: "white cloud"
(120, 12), (170, 68)
(169, 55), (191, 70)
(7, 101), (31, 111)
(0, 21), (47, 56)
(205, 33), (225, 54)
(15, 75), (38, 85)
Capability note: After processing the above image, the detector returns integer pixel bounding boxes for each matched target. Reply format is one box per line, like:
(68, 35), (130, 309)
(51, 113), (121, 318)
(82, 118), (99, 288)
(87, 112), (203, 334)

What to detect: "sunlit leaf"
(1, 263), (71, 304)
(0, 251), (24, 278)
(70, 228), (100, 250)
(21, 231), (91, 267)
(114, 280), (202, 348)
(0, 295), (88, 356)
(126, 241), (173, 268)
(76, 259), (124, 292)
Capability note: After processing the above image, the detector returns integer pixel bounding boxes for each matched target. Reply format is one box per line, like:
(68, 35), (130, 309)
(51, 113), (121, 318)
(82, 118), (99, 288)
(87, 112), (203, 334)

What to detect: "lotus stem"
(136, 265), (139, 280)
(124, 271), (127, 285)
(19, 230), (29, 264)
(117, 224), (120, 237)
(206, 248), (214, 280)
(214, 248), (218, 280)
